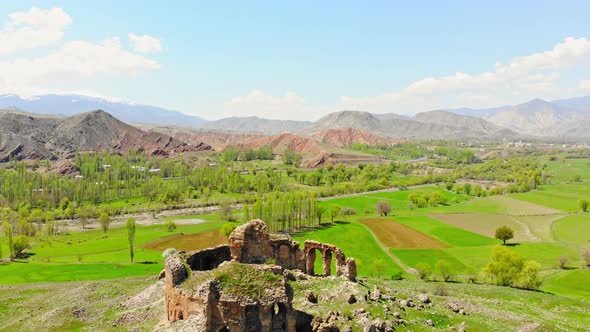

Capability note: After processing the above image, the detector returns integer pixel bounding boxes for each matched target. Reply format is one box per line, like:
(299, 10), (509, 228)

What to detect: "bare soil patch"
(360, 218), (448, 249)
(144, 229), (227, 252)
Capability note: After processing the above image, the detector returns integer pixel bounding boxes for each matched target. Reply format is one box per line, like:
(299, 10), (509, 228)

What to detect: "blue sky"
(1, 1), (589, 120)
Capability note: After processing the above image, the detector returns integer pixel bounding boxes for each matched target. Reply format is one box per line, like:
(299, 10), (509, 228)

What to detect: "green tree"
(582, 250), (590, 268)
(415, 262), (432, 281)
(99, 212), (111, 234)
(376, 201), (392, 216)
(369, 259), (386, 279)
(329, 205), (340, 223)
(495, 226), (514, 245)
(2, 222), (14, 260)
(436, 259), (453, 282)
(12, 235), (30, 258)
(126, 217), (136, 262)
(243, 203), (251, 222)
(483, 245), (542, 290)
(578, 199), (589, 212)
(513, 260), (542, 290)
(316, 205), (325, 225)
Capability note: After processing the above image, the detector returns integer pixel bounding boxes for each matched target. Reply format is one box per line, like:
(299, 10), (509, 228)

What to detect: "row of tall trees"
(244, 191), (322, 234)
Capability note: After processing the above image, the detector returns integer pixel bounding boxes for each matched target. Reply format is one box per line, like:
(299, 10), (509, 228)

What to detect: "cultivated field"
(360, 217), (448, 249)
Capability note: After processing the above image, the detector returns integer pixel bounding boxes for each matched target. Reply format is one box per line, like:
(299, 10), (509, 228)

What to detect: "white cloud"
(223, 90), (313, 120)
(341, 37), (590, 113)
(580, 80), (590, 93)
(0, 7), (71, 55)
(128, 33), (162, 53)
(0, 8), (161, 98)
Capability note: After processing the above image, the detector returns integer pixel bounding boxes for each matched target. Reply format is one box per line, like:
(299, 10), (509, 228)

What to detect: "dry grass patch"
(515, 215), (566, 241)
(432, 213), (533, 242)
(473, 196), (561, 216)
(360, 218), (448, 249)
(144, 229), (227, 252)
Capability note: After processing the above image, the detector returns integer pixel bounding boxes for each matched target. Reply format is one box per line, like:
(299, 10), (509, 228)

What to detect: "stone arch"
(245, 305), (262, 330)
(322, 249), (333, 276)
(271, 303), (288, 331)
(305, 247), (321, 276)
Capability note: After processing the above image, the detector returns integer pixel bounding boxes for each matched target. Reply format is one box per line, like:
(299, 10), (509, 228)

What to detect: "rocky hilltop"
(0, 109), (212, 162)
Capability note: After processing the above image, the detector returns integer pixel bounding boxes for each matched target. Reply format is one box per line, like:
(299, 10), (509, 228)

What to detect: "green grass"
(393, 248), (466, 271)
(0, 262), (161, 284)
(510, 183), (590, 212)
(0, 216), (228, 283)
(19, 219), (226, 263)
(543, 269), (590, 300)
(394, 215), (499, 247)
(292, 221), (402, 277)
(319, 186), (468, 214)
(544, 157), (590, 183)
(553, 214), (590, 248)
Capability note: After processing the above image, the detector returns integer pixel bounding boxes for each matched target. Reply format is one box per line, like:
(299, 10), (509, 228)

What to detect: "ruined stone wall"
(186, 245), (231, 271)
(165, 220), (358, 328)
(228, 220), (357, 281)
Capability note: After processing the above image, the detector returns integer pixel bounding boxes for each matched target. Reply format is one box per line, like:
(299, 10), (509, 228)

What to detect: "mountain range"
(0, 94), (206, 127)
(0, 109), (211, 163)
(1, 93), (590, 141)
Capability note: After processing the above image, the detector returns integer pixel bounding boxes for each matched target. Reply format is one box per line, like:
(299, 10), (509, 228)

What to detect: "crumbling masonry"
(165, 219), (357, 330)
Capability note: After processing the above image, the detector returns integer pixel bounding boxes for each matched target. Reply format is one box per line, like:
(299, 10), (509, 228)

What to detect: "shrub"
(578, 199), (589, 212)
(465, 265), (478, 284)
(12, 235), (30, 258)
(376, 201), (392, 216)
(558, 255), (570, 269)
(166, 220), (177, 232)
(390, 271), (403, 280)
(435, 259), (453, 282)
(513, 261), (542, 290)
(415, 262), (432, 281)
(433, 283), (449, 296)
(340, 207), (357, 216)
(221, 223), (237, 236)
(582, 250), (590, 268)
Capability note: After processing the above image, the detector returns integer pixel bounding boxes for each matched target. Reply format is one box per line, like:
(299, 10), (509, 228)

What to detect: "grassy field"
(553, 214), (590, 248)
(394, 215), (499, 247)
(543, 269), (590, 300)
(0, 217), (227, 283)
(515, 214), (565, 241)
(292, 221), (403, 277)
(431, 213), (533, 242)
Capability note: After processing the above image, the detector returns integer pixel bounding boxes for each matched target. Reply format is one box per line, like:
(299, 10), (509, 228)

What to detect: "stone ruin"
(164, 219), (357, 331)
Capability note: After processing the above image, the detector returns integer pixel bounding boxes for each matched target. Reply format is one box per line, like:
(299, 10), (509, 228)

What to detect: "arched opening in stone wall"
(271, 303), (287, 331)
(245, 305), (262, 330)
(306, 248), (321, 275)
(323, 250), (333, 276)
